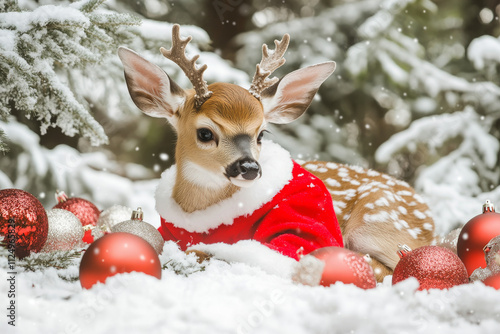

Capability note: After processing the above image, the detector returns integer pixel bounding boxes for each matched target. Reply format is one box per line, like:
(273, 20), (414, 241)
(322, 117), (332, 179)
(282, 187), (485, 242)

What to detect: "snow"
(138, 19), (211, 47)
(0, 5), (90, 33)
(0, 29), (16, 52)
(468, 35), (500, 70)
(0, 118), (159, 226)
(1, 241), (500, 334)
(375, 107), (500, 234)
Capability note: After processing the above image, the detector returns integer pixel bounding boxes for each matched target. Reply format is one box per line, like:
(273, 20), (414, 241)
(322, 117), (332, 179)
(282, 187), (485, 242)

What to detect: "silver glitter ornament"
(484, 235), (500, 271)
(111, 208), (164, 254)
(41, 209), (84, 252)
(471, 235), (500, 282)
(93, 205), (133, 240)
(438, 227), (462, 254)
(470, 267), (492, 282)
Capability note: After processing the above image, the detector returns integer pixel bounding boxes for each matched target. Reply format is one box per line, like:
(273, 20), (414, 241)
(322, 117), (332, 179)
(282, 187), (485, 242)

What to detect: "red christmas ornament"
(392, 244), (469, 290)
(483, 273), (500, 290)
(53, 190), (100, 244)
(294, 246), (376, 289)
(457, 200), (500, 276)
(0, 189), (48, 258)
(79, 232), (162, 289)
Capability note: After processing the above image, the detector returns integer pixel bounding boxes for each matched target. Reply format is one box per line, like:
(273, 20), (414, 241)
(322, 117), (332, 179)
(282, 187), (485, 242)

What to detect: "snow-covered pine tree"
(0, 0), (249, 216)
(335, 0), (500, 232)
(234, 0), (500, 233)
(0, 0), (139, 151)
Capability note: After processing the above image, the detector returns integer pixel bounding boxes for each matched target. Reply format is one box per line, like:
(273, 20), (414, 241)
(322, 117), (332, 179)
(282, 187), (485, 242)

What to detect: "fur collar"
(155, 140), (293, 233)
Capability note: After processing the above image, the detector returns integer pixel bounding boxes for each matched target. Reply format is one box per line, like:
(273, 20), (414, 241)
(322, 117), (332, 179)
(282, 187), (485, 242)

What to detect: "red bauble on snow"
(457, 200), (500, 276)
(483, 273), (500, 290)
(293, 246), (376, 289)
(53, 190), (100, 244)
(79, 232), (162, 289)
(0, 189), (48, 258)
(392, 245), (469, 290)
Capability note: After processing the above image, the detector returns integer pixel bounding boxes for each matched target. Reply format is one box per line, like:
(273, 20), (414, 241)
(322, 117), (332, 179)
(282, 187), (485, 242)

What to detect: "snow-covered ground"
(1, 240), (500, 334)
(2, 114), (500, 334)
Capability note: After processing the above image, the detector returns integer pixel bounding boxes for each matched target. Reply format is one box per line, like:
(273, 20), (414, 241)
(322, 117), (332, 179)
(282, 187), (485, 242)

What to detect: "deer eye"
(197, 128), (214, 142)
(257, 130), (267, 144)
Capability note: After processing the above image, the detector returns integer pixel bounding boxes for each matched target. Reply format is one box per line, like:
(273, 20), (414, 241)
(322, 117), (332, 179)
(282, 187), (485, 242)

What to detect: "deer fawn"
(118, 24), (435, 282)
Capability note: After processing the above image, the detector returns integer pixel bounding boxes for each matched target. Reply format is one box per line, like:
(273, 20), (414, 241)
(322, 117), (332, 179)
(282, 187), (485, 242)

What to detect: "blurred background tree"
(1, 0), (499, 232)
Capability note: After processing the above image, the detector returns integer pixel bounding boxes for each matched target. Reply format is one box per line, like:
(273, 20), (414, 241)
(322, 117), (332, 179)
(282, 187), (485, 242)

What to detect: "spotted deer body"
(118, 24), (435, 282)
(303, 162), (435, 279)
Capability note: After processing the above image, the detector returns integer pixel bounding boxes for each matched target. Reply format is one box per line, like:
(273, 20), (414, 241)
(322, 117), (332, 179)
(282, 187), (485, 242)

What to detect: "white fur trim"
(155, 140), (293, 233)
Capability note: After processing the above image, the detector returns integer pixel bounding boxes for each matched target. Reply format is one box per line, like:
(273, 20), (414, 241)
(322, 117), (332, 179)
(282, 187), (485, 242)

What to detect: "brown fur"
(173, 83), (265, 213)
(302, 161), (435, 281)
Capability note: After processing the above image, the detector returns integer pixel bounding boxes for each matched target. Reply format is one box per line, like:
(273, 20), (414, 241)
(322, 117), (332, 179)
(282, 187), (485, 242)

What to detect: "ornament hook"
(483, 200), (495, 213)
(131, 207), (144, 221)
(397, 244), (412, 258)
(55, 190), (69, 203)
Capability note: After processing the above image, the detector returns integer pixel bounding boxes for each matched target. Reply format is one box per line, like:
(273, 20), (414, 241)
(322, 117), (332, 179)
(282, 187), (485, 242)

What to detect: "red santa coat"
(156, 141), (343, 260)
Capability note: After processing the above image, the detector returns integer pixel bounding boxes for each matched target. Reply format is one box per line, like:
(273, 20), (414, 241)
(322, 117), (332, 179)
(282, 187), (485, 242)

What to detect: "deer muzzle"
(225, 135), (262, 187)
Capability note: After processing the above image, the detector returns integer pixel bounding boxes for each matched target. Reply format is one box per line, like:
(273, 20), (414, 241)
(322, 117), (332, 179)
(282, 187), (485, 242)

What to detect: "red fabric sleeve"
(158, 223), (176, 242)
(252, 163), (343, 260)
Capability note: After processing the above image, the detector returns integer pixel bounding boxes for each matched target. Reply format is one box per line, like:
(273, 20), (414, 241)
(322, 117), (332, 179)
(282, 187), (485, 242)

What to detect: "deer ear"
(260, 62), (336, 124)
(118, 47), (186, 126)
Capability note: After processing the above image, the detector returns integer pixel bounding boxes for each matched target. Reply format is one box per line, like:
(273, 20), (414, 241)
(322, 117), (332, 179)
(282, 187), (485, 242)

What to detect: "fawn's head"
(118, 24), (335, 189)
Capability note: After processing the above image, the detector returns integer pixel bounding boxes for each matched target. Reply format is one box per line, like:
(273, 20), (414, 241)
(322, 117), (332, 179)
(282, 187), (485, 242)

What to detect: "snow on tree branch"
(0, 0), (140, 151)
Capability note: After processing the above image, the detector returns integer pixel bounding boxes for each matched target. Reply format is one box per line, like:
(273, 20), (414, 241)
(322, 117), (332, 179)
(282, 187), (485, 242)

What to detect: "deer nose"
(226, 158), (261, 181)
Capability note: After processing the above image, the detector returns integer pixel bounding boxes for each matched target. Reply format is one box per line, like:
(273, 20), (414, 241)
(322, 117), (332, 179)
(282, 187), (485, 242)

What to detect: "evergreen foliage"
(0, 0), (139, 151)
(0, 0), (499, 234)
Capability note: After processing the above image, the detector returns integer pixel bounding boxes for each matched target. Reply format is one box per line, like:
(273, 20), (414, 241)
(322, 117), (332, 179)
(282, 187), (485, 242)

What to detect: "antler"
(248, 34), (290, 99)
(160, 24), (212, 108)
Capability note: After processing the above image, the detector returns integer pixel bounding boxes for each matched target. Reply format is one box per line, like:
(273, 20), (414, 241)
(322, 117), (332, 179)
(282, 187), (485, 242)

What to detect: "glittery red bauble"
(79, 232), (161, 289)
(310, 247), (376, 289)
(483, 273), (500, 290)
(54, 191), (100, 244)
(392, 245), (469, 290)
(457, 206), (500, 276)
(0, 189), (48, 258)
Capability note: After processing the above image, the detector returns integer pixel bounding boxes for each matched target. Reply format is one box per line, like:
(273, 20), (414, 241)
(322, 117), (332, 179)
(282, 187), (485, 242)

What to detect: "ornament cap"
(55, 190), (69, 203)
(131, 207), (144, 221)
(397, 244), (412, 258)
(483, 200), (495, 213)
(82, 224), (95, 232)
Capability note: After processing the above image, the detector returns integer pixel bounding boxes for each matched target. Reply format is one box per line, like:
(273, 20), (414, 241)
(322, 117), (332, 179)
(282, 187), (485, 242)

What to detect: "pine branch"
(0, 128), (8, 152)
(77, 0), (106, 14)
(0, 0), (140, 148)
(0, 0), (19, 13)
(162, 258), (207, 277)
(16, 249), (83, 272)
